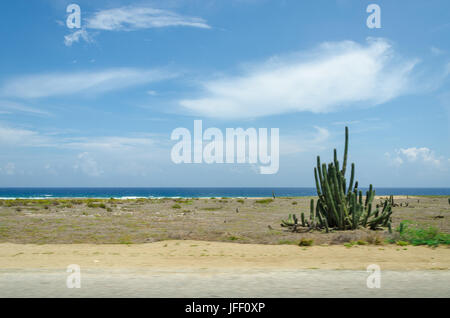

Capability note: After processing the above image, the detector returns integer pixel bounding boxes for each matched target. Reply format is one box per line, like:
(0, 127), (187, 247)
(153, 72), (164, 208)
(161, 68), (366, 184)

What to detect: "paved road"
(1, 269), (449, 298)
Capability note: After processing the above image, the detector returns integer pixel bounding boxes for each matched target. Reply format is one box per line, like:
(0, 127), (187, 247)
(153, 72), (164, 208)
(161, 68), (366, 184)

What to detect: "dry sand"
(1, 240), (448, 271)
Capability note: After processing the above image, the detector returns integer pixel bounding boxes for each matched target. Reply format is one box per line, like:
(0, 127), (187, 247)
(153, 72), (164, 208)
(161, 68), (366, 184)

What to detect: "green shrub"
(87, 202), (106, 209)
(255, 198), (273, 204)
(298, 238), (314, 246)
(237, 199), (245, 204)
(278, 240), (297, 245)
(201, 207), (221, 211)
(393, 220), (450, 246)
(171, 204), (181, 209)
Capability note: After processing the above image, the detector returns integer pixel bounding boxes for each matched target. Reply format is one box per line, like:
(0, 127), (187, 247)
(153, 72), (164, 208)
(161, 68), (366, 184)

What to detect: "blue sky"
(0, 0), (449, 187)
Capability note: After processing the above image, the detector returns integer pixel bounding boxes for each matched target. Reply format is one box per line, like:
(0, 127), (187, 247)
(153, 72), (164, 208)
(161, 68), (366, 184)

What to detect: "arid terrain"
(0, 196), (448, 298)
(0, 196), (448, 245)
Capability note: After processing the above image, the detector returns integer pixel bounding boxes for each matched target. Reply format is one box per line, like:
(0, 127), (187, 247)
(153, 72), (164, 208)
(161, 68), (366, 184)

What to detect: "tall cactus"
(309, 127), (392, 231)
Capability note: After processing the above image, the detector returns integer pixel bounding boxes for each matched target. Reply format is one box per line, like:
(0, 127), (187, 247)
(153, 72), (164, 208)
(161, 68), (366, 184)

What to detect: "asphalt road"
(1, 269), (449, 298)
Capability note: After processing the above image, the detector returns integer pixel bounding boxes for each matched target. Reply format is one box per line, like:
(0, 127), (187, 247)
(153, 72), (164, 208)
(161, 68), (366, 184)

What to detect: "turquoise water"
(0, 187), (449, 199)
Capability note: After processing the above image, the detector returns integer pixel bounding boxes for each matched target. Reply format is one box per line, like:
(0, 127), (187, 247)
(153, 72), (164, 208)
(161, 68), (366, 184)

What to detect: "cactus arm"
(341, 126), (349, 176)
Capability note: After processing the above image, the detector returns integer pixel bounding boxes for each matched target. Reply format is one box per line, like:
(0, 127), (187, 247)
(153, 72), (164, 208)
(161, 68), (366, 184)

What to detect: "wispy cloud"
(0, 124), (53, 147)
(64, 137), (155, 152)
(64, 6), (210, 46)
(430, 46), (445, 56)
(87, 6), (211, 31)
(0, 163), (16, 176)
(0, 100), (51, 116)
(281, 126), (330, 155)
(0, 123), (162, 155)
(1, 68), (177, 99)
(64, 29), (93, 46)
(179, 38), (418, 119)
(74, 152), (103, 177)
(0, 123), (168, 178)
(385, 147), (448, 169)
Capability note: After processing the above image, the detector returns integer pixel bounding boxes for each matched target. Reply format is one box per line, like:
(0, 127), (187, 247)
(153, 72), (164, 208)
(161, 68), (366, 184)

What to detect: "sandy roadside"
(0, 240), (448, 271)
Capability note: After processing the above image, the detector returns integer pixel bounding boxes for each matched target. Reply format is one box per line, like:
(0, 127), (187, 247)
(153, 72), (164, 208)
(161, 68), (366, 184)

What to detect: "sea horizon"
(0, 187), (449, 199)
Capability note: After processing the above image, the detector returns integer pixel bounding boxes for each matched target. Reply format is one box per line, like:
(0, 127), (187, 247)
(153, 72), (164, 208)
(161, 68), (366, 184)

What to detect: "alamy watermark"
(171, 120), (279, 174)
(66, 264), (81, 289)
(66, 4), (81, 29)
(366, 4), (381, 29)
(366, 264), (381, 289)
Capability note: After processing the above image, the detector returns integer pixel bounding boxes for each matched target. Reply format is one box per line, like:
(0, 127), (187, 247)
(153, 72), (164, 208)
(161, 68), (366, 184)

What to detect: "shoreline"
(0, 195), (440, 200)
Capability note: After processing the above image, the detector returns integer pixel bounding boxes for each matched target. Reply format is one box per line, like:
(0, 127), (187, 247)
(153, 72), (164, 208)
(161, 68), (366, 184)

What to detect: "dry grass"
(0, 196), (448, 245)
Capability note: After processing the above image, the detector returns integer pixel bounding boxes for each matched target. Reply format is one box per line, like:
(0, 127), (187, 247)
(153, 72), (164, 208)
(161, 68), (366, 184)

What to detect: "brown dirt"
(0, 196), (448, 245)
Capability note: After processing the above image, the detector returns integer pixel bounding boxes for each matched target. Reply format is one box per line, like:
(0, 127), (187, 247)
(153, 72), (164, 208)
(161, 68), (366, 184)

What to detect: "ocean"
(0, 187), (449, 199)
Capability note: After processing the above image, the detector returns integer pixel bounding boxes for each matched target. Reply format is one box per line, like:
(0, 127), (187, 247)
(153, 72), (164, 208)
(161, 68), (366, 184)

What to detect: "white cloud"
(0, 163), (16, 175)
(65, 6), (210, 46)
(0, 124), (167, 179)
(430, 46), (445, 56)
(0, 124), (52, 147)
(281, 126), (330, 155)
(384, 152), (403, 167)
(386, 147), (447, 168)
(179, 38), (418, 119)
(0, 124), (158, 151)
(0, 100), (51, 116)
(87, 6), (211, 31)
(74, 152), (103, 177)
(64, 137), (154, 152)
(64, 29), (92, 47)
(1, 68), (176, 99)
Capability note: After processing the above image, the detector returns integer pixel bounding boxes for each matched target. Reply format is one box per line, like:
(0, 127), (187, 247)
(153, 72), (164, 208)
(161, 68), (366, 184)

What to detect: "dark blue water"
(0, 187), (449, 199)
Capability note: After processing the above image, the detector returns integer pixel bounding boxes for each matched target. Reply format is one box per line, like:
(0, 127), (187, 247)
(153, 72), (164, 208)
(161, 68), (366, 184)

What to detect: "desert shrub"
(396, 241), (409, 246)
(391, 220), (450, 246)
(87, 202), (105, 209)
(298, 238), (314, 246)
(237, 199), (245, 204)
(171, 204), (181, 209)
(365, 233), (385, 245)
(278, 240), (297, 245)
(201, 207), (221, 211)
(255, 199), (273, 204)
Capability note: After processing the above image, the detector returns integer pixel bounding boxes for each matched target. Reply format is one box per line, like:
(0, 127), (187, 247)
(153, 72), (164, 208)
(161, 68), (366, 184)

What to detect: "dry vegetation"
(0, 196), (448, 245)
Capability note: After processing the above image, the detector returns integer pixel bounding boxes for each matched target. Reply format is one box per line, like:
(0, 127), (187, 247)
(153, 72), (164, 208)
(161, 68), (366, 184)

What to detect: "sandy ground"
(1, 240), (448, 270)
